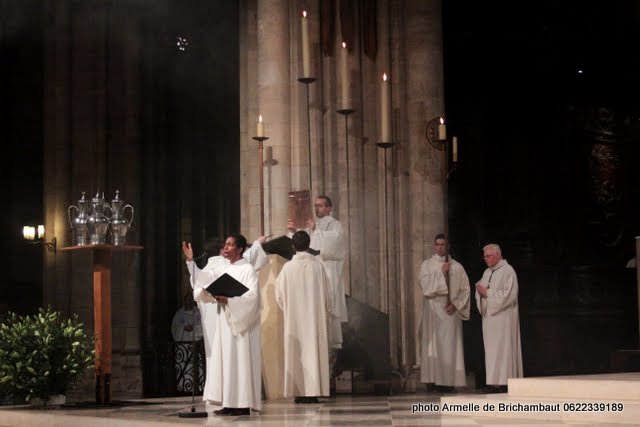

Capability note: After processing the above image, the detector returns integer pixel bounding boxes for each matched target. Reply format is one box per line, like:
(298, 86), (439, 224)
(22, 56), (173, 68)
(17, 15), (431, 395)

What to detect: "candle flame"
(342, 42), (347, 49)
(383, 73), (387, 81)
(303, 10), (307, 18)
(440, 117), (444, 124)
(259, 115), (262, 123)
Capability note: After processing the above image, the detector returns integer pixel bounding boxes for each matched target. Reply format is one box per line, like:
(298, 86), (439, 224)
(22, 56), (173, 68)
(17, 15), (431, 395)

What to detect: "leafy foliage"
(0, 307), (94, 402)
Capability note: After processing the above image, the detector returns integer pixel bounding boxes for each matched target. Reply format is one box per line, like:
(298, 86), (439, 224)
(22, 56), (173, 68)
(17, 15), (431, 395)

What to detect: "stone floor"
(0, 390), (638, 427)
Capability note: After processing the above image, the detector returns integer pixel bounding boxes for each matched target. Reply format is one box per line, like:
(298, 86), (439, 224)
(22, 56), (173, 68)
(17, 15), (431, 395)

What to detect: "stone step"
(508, 372), (640, 400)
(432, 373), (640, 424)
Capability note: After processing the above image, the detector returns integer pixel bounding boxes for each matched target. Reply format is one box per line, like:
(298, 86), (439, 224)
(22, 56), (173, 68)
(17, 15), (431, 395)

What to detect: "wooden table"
(60, 244), (143, 403)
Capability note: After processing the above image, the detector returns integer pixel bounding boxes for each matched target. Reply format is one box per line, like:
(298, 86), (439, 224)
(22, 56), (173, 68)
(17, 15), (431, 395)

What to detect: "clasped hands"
(475, 281), (488, 298)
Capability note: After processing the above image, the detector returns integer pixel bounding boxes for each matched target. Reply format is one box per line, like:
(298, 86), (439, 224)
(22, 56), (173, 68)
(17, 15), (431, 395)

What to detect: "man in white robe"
(276, 231), (332, 403)
(182, 234), (262, 416)
(475, 243), (523, 392)
(418, 234), (470, 392)
(288, 195), (347, 350)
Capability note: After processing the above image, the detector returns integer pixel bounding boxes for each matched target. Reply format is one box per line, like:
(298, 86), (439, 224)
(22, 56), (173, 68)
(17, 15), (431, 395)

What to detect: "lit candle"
(301, 11), (311, 78)
(452, 136), (458, 162)
(256, 115), (264, 137)
(438, 117), (446, 140)
(340, 42), (350, 109)
(37, 225), (45, 239)
(380, 73), (391, 142)
(23, 226), (35, 240)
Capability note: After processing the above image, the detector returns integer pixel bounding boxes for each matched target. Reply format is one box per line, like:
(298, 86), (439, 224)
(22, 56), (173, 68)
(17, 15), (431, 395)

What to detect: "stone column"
(255, 0), (291, 237)
(401, 0), (445, 369)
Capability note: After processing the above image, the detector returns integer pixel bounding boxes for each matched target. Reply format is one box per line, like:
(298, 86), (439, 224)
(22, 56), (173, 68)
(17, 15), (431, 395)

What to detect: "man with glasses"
(475, 243), (523, 393)
(288, 195), (347, 351)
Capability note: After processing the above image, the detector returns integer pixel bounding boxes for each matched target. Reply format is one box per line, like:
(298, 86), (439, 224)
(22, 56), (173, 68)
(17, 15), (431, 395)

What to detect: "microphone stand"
(179, 253), (208, 418)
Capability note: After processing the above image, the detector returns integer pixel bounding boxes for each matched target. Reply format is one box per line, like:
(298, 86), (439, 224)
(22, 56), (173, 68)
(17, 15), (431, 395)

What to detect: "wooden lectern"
(60, 244), (143, 403)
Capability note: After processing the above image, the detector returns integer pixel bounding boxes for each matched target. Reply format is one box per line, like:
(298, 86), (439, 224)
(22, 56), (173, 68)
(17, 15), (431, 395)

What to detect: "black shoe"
(294, 396), (304, 404)
(306, 397), (320, 403)
(438, 385), (456, 394)
(229, 407), (250, 416)
(483, 385), (506, 394)
(214, 407), (232, 415)
(425, 383), (439, 393)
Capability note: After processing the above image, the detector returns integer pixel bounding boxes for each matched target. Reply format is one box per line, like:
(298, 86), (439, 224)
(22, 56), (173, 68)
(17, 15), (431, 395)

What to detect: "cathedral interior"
(1, 0), (639, 405)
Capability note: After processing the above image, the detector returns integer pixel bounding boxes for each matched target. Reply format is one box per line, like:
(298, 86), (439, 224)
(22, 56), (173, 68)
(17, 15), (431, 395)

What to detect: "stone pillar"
(400, 0), (445, 369)
(241, 0), (297, 235)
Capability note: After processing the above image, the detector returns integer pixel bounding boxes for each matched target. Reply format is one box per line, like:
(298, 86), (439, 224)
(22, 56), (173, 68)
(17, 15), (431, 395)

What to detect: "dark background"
(443, 0), (640, 381)
(1, 0), (639, 393)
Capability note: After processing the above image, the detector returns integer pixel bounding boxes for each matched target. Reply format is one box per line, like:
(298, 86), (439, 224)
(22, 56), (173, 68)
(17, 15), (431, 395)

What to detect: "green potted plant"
(0, 307), (94, 405)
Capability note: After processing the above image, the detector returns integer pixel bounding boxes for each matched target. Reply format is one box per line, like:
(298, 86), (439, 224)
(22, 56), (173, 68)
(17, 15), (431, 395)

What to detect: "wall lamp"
(22, 225), (57, 253)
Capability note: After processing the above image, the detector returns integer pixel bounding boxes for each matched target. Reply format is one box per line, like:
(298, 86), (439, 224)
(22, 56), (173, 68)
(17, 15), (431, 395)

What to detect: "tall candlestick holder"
(298, 77), (316, 193)
(376, 139), (398, 378)
(252, 136), (269, 236)
(338, 108), (355, 293)
(425, 116), (458, 302)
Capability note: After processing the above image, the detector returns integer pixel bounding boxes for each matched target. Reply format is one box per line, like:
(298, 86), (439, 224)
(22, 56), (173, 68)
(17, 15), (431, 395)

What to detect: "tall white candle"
(380, 73), (390, 142)
(256, 115), (264, 137)
(301, 11), (311, 78)
(340, 42), (350, 109)
(452, 136), (458, 162)
(438, 117), (446, 140)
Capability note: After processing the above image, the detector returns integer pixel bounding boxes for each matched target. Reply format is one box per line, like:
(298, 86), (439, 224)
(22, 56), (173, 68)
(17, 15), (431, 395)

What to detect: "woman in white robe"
(183, 234), (262, 416)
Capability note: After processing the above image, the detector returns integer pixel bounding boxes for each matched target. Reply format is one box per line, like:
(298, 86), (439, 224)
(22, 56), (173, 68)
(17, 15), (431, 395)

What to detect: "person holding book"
(182, 233), (262, 416)
(287, 195), (347, 350)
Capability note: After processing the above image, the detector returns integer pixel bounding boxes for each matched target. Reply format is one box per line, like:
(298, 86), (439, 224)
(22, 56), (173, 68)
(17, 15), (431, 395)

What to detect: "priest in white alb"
(182, 233), (262, 416)
(417, 233), (470, 392)
(288, 195), (347, 350)
(276, 231), (332, 403)
(475, 243), (523, 393)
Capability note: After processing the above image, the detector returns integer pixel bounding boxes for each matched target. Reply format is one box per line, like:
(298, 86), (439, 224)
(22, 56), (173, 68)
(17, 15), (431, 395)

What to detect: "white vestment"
(308, 215), (347, 349)
(189, 258), (262, 410)
(186, 240), (267, 405)
(171, 307), (203, 342)
(475, 259), (523, 385)
(276, 252), (332, 397)
(418, 255), (470, 386)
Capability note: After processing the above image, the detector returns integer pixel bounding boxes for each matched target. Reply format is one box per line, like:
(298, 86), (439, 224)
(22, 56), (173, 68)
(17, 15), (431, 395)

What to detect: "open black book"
(262, 235), (320, 260)
(205, 273), (249, 298)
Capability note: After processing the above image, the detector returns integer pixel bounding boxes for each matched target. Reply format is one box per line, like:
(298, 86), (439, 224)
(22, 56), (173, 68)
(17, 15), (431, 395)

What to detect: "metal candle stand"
(252, 136), (270, 236)
(337, 108), (355, 292)
(298, 77), (316, 193)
